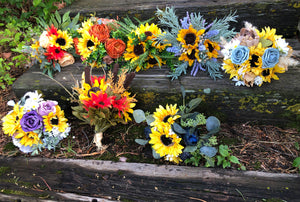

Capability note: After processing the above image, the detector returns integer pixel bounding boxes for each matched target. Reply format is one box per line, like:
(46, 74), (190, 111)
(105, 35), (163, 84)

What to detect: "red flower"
(90, 75), (106, 85)
(73, 37), (81, 55)
(112, 97), (128, 117)
(44, 45), (65, 61)
(83, 93), (115, 110)
(47, 24), (58, 37)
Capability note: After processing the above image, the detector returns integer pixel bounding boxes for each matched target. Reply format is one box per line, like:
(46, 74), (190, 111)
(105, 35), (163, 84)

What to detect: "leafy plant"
(0, 58), (15, 89)
(293, 157), (300, 173)
(217, 144), (245, 170)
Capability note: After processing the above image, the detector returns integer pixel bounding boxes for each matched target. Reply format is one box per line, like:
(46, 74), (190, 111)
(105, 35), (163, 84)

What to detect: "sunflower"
(204, 39), (220, 59)
(246, 44), (265, 75)
(77, 19), (93, 34)
(151, 104), (180, 129)
(43, 105), (69, 133)
(77, 32), (100, 59)
(149, 126), (184, 159)
(177, 25), (205, 53)
(260, 65), (285, 83)
(2, 103), (24, 136)
(14, 131), (41, 147)
(124, 38), (146, 62)
(257, 27), (280, 48)
(144, 54), (165, 70)
(49, 30), (73, 50)
(178, 48), (200, 66)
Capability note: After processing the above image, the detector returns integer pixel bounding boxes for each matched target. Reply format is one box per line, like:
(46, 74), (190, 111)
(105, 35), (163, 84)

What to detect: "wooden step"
(0, 157), (299, 201)
(12, 49), (300, 128)
(60, 0), (300, 38)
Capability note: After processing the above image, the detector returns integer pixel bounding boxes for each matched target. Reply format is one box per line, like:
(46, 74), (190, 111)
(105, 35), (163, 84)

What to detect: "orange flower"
(89, 24), (110, 43)
(98, 18), (119, 31)
(105, 38), (126, 59)
(73, 37), (81, 55)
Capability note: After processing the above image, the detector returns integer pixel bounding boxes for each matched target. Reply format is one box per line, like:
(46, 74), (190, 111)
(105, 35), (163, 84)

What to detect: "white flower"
(12, 137), (33, 153)
(39, 31), (50, 49)
(254, 76), (263, 86)
(232, 77), (245, 86)
(275, 38), (289, 56)
(221, 39), (240, 60)
(22, 91), (43, 111)
(7, 100), (15, 107)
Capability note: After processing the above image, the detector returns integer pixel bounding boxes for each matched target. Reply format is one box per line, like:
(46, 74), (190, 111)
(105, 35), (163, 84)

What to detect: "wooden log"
(0, 157), (299, 201)
(60, 0), (300, 38)
(12, 51), (300, 128)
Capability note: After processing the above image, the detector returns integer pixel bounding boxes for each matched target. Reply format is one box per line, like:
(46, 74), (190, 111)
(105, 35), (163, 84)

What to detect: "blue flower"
(183, 129), (199, 146)
(179, 152), (192, 161)
(144, 126), (151, 140)
(231, 45), (249, 65)
(200, 146), (218, 158)
(205, 30), (219, 38)
(262, 48), (280, 68)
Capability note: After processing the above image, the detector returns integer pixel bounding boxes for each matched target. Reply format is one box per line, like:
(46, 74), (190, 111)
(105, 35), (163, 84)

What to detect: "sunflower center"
(207, 42), (214, 52)
(51, 117), (59, 125)
(99, 101), (105, 106)
(262, 69), (270, 77)
(148, 57), (157, 65)
(162, 115), (171, 122)
(144, 31), (153, 37)
(250, 54), (259, 68)
(88, 87), (100, 97)
(187, 49), (196, 60)
(161, 135), (174, 146)
(87, 40), (94, 48)
(56, 38), (66, 46)
(133, 44), (144, 56)
(55, 49), (61, 54)
(184, 33), (196, 45)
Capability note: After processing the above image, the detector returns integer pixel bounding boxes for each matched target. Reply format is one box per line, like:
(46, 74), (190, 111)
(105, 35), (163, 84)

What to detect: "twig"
(235, 188), (246, 201)
(258, 141), (296, 144)
(188, 197), (207, 202)
(76, 147), (108, 157)
(116, 152), (139, 157)
(35, 176), (52, 191)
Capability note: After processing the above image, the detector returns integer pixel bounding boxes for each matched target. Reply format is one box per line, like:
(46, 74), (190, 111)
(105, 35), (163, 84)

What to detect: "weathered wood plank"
(61, 0), (300, 38)
(12, 57), (300, 127)
(0, 157), (299, 201)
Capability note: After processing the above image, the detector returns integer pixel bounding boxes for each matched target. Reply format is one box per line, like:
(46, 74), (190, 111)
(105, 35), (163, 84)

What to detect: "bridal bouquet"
(221, 22), (298, 87)
(2, 91), (71, 155)
(155, 7), (237, 79)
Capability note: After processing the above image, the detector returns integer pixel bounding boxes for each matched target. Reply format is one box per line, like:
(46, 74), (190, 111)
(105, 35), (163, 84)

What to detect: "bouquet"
(74, 17), (126, 68)
(221, 22), (298, 87)
(23, 11), (80, 77)
(119, 19), (172, 72)
(72, 64), (137, 150)
(155, 7), (237, 79)
(1, 91), (71, 155)
(133, 87), (243, 168)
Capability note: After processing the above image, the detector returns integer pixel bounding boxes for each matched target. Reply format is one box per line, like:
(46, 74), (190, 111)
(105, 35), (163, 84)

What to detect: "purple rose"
(20, 111), (43, 132)
(37, 100), (57, 116)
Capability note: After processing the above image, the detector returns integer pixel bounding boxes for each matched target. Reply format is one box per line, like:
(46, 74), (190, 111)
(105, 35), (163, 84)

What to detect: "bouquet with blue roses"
(1, 91), (71, 155)
(221, 22), (298, 87)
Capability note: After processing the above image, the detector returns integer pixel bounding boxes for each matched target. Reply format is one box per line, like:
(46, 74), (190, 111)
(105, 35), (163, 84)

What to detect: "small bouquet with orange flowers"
(1, 91), (70, 155)
(221, 22), (298, 87)
(74, 17), (126, 68)
(72, 64), (136, 150)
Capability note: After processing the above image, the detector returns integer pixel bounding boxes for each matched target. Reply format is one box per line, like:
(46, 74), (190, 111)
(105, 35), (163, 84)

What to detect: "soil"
(0, 53), (299, 174)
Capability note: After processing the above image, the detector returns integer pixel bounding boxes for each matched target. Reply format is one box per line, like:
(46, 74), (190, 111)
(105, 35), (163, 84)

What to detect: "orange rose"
(89, 24), (110, 43)
(105, 38), (126, 59)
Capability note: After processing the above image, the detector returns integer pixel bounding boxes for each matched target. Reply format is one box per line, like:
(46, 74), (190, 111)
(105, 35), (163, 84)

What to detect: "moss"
(0, 189), (48, 198)
(3, 142), (17, 151)
(0, 166), (11, 176)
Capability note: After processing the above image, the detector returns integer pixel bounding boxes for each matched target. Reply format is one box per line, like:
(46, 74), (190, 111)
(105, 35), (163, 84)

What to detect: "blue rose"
(231, 45), (249, 65)
(262, 48), (280, 68)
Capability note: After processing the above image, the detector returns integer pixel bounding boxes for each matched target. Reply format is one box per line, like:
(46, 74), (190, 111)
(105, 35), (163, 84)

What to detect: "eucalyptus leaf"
(187, 98), (202, 113)
(55, 11), (61, 24)
(180, 85), (186, 100)
(203, 88), (211, 94)
(152, 148), (161, 159)
(133, 109), (146, 123)
(135, 139), (149, 146)
(63, 11), (70, 23)
(172, 122), (186, 134)
(146, 115), (155, 125)
(183, 146), (197, 153)
(260, 38), (273, 48)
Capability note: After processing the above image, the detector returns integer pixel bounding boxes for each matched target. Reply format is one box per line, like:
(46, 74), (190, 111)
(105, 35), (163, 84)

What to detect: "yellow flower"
(49, 30), (73, 50)
(257, 27), (281, 48)
(149, 126), (184, 158)
(79, 76), (108, 103)
(260, 65), (285, 83)
(151, 104), (180, 129)
(144, 54), (165, 70)
(204, 39), (220, 59)
(179, 48), (200, 66)
(222, 59), (239, 79)
(77, 32), (100, 59)
(78, 19), (93, 34)
(15, 131), (41, 147)
(177, 25), (204, 53)
(2, 103), (24, 136)
(43, 106), (69, 133)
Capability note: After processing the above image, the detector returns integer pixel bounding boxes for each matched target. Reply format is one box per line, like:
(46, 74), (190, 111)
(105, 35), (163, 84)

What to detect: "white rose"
(39, 31), (50, 48)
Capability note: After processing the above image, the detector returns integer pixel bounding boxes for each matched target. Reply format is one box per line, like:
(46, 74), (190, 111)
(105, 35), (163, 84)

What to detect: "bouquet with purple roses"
(1, 91), (71, 155)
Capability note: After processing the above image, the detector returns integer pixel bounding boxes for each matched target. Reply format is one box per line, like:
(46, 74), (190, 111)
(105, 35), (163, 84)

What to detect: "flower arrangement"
(221, 22), (298, 87)
(120, 21), (172, 72)
(74, 17), (126, 68)
(72, 64), (136, 150)
(23, 11), (80, 77)
(1, 91), (70, 155)
(155, 7), (237, 79)
(133, 87), (241, 167)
